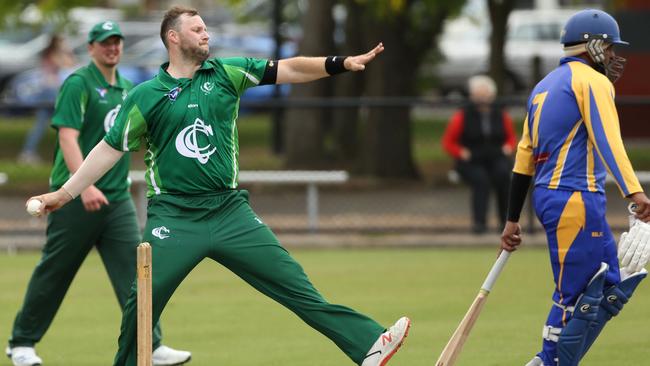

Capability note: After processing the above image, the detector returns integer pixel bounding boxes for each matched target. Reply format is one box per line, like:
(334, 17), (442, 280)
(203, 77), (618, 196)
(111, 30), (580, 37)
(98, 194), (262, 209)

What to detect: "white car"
(0, 32), (51, 92)
(435, 8), (584, 95)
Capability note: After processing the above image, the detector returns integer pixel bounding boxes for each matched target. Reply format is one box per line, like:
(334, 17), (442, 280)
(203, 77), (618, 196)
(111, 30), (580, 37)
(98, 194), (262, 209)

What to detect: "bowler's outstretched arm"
(276, 43), (384, 84)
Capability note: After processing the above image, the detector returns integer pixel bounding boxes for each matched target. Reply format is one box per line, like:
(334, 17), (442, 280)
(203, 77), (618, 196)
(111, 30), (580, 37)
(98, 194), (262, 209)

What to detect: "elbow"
(58, 134), (77, 147)
(99, 140), (124, 156)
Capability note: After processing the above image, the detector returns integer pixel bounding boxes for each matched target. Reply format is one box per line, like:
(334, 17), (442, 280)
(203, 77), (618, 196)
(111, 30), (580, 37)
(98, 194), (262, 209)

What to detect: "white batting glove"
(618, 219), (650, 274)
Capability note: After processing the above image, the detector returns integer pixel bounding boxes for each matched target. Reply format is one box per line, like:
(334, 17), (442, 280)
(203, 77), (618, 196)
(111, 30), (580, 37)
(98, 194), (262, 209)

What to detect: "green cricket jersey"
(104, 57), (268, 197)
(51, 61), (133, 202)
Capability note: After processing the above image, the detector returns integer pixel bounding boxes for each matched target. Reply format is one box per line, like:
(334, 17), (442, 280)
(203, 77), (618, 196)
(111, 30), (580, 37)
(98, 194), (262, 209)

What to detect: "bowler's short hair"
(160, 6), (199, 48)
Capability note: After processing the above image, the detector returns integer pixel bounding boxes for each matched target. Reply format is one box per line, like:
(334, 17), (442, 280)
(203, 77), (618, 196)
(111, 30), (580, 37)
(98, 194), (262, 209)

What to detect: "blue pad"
(579, 269), (647, 360)
(557, 263), (608, 366)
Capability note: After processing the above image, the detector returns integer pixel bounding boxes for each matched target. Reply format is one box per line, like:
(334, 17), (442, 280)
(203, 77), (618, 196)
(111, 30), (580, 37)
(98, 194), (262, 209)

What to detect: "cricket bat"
(435, 250), (511, 366)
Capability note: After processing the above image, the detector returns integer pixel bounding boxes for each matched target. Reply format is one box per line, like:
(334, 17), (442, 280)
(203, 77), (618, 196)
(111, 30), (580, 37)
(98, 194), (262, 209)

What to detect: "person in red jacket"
(442, 75), (517, 233)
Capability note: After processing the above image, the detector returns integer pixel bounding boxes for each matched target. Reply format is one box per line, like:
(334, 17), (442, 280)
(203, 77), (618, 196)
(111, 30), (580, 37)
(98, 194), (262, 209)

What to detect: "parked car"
(0, 31), (51, 94)
(434, 8), (584, 95)
(0, 7), (125, 96)
(0, 21), (159, 108)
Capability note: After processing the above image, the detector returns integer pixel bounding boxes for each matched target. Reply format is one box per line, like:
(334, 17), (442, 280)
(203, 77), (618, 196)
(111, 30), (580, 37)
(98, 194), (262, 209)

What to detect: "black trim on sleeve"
(325, 56), (348, 75)
(260, 60), (278, 85)
(507, 172), (533, 222)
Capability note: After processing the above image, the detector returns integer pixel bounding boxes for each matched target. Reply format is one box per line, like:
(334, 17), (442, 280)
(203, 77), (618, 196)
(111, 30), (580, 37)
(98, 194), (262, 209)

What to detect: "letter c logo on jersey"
(200, 82), (214, 95)
(175, 118), (217, 164)
(152, 226), (170, 240)
(104, 105), (121, 132)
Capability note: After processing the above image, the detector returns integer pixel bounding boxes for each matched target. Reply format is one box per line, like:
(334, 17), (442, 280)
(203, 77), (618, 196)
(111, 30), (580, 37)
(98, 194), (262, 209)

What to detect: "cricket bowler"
(26, 6), (410, 366)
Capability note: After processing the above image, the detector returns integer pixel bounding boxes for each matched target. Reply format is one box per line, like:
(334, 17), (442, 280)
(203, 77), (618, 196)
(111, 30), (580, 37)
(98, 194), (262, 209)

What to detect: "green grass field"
(1, 247), (649, 366)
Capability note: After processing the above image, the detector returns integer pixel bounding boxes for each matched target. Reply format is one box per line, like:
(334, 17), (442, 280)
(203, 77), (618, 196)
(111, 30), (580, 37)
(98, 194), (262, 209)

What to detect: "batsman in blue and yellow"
(500, 9), (650, 366)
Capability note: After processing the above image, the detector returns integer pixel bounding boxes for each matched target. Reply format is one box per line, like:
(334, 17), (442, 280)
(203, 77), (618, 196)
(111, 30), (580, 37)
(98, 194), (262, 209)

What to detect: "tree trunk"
(488, 0), (515, 94)
(355, 4), (449, 178)
(359, 18), (418, 178)
(283, 0), (336, 168)
(331, 0), (364, 163)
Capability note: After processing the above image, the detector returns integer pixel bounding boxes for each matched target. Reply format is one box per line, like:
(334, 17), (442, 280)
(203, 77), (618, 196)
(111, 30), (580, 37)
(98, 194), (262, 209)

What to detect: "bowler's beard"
(180, 42), (209, 64)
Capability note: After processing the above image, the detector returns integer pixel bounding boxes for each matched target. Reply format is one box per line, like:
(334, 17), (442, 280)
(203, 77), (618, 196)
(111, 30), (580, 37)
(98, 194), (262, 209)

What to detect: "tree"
(283, 0), (464, 177)
(283, 0), (337, 168)
(331, 0), (365, 163)
(227, 0), (464, 177)
(0, 1), (94, 29)
(355, 0), (464, 178)
(487, 0), (515, 94)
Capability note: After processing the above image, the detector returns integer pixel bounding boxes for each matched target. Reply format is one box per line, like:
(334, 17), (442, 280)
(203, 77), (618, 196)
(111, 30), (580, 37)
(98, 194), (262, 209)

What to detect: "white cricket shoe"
(525, 356), (544, 366)
(361, 317), (411, 366)
(152, 345), (192, 366)
(5, 346), (42, 366)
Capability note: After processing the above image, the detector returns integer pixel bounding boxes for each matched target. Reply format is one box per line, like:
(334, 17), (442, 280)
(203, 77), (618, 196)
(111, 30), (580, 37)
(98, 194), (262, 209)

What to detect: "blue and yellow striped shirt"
(513, 57), (642, 197)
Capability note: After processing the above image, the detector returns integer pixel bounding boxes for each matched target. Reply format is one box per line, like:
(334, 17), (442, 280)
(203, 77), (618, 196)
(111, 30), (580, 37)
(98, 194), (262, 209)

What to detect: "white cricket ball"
(27, 199), (42, 216)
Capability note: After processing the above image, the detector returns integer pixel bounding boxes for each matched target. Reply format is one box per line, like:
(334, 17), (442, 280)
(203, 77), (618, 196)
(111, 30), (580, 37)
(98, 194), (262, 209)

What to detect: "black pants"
(456, 156), (511, 231)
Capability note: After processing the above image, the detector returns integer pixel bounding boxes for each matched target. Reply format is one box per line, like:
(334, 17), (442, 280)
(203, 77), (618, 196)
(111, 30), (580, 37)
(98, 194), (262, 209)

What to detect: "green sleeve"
(104, 91), (147, 152)
(220, 57), (268, 95)
(51, 75), (88, 130)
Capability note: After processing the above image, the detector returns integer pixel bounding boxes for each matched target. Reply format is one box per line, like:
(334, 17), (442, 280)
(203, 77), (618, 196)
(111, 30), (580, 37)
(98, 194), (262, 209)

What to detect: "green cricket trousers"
(9, 197), (163, 348)
(113, 190), (384, 365)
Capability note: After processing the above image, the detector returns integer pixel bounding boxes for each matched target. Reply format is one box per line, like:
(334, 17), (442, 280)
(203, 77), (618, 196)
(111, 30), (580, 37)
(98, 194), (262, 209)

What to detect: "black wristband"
(325, 56), (348, 75)
(507, 172), (533, 222)
(260, 60), (278, 85)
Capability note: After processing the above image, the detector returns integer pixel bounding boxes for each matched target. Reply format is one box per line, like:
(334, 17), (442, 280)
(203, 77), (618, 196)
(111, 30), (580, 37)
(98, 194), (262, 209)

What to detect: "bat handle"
(629, 202), (638, 214)
(481, 251), (511, 292)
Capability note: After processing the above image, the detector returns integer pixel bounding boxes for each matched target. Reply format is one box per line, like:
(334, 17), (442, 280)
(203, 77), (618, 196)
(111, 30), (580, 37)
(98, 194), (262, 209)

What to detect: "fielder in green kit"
(29, 7), (410, 366)
(7, 22), (190, 366)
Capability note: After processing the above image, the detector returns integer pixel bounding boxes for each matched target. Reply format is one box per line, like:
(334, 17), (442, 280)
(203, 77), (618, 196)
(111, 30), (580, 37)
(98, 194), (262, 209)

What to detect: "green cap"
(87, 21), (123, 43)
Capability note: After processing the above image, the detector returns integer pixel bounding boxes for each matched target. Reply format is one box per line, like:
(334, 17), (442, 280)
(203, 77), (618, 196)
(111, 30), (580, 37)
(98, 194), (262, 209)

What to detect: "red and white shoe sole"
(379, 318), (411, 366)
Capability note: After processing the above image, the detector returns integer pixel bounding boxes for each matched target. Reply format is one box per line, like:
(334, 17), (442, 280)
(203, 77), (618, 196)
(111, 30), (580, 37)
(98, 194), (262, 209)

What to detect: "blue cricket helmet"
(560, 9), (628, 46)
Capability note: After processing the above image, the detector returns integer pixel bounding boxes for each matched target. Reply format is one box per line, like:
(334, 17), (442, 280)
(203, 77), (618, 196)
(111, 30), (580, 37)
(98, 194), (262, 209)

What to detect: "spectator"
(442, 75), (517, 233)
(17, 34), (75, 164)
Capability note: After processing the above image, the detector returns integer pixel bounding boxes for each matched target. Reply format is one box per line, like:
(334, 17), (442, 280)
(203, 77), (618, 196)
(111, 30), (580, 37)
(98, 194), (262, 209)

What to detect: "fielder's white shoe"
(152, 345), (192, 366)
(5, 346), (42, 366)
(361, 317), (411, 366)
